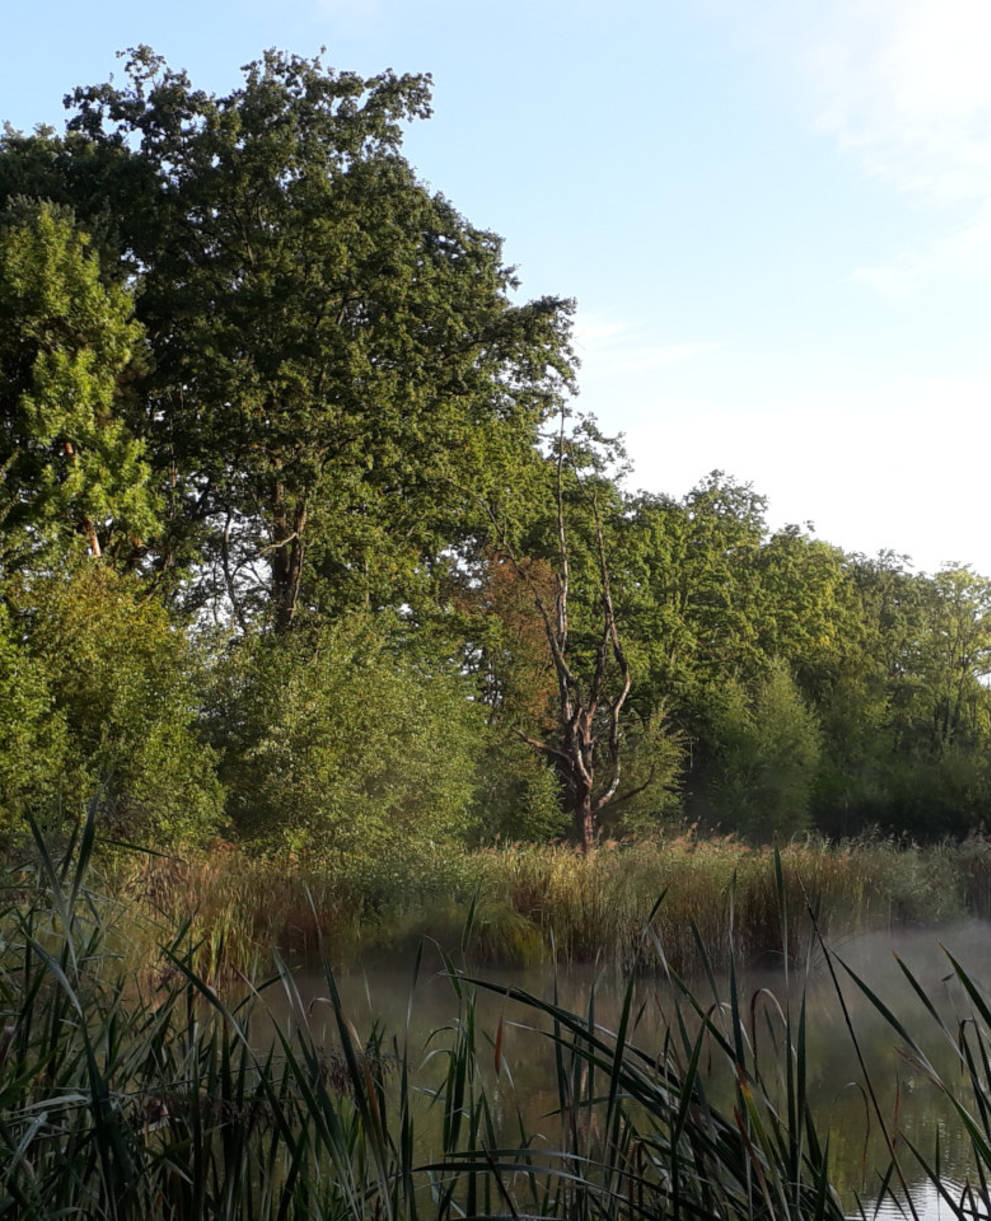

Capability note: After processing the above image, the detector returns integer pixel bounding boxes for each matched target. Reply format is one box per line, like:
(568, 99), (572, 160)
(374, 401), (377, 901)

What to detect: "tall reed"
(8, 815), (991, 1218)
(120, 831), (983, 978)
(0, 823), (853, 1219)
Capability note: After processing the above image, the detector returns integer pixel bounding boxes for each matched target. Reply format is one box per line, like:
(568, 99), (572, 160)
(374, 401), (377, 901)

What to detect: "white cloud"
(810, 1), (991, 202)
(718, 0), (991, 294)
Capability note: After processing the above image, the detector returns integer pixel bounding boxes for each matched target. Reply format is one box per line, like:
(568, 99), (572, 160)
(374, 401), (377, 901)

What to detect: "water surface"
(261, 920), (991, 1218)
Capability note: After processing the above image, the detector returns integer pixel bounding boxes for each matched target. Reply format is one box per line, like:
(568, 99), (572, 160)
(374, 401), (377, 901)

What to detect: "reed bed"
(121, 832), (985, 977)
(7, 815), (991, 1218)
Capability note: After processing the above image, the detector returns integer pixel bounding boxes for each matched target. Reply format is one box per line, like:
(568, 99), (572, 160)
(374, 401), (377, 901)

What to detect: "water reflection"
(865, 1179), (984, 1221)
(258, 919), (991, 1218)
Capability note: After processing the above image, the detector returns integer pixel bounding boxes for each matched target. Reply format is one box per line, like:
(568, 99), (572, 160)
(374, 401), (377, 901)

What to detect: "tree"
(752, 526), (851, 701)
(702, 659), (821, 841)
(486, 418), (678, 851)
(621, 475), (769, 729)
(1, 49), (574, 627)
(0, 201), (158, 573)
(920, 565), (991, 753)
(448, 547), (570, 842)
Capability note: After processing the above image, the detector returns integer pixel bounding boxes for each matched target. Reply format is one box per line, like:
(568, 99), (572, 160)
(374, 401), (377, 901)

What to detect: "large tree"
(0, 49), (574, 627)
(475, 417), (681, 851)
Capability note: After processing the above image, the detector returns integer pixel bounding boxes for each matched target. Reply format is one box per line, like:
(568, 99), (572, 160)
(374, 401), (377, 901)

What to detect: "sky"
(4, 0), (991, 575)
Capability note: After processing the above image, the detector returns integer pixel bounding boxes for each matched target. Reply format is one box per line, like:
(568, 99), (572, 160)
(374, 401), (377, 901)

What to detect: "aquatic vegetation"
(113, 831), (987, 979)
(6, 815), (991, 1217)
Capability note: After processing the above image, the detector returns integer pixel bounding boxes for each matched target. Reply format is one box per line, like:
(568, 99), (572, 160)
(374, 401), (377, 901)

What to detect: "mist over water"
(264, 920), (991, 1219)
(829, 917), (991, 993)
(805, 920), (991, 1218)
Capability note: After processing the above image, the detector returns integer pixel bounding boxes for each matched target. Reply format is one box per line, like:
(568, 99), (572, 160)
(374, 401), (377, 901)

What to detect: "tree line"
(2, 49), (990, 857)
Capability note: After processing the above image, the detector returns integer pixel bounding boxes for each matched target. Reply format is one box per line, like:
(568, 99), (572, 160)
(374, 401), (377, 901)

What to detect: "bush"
(11, 565), (224, 845)
(468, 731), (568, 844)
(213, 617), (486, 857)
(0, 602), (67, 836)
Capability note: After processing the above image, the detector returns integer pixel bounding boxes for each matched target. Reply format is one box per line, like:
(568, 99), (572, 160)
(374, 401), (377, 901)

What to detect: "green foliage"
(0, 200), (158, 571)
(812, 556), (991, 837)
(5, 52), (991, 857)
(627, 474), (768, 697)
(13, 565), (223, 844)
(469, 731), (568, 843)
(602, 708), (685, 836)
(919, 564), (991, 751)
(702, 659), (822, 841)
(753, 525), (852, 697)
(212, 618), (485, 856)
(882, 745), (990, 839)
(2, 50), (574, 627)
(0, 603), (66, 833)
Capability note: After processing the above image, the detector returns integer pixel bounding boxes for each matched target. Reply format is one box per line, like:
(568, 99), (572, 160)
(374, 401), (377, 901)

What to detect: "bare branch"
(479, 409), (637, 852)
(594, 766), (657, 815)
(513, 727), (572, 768)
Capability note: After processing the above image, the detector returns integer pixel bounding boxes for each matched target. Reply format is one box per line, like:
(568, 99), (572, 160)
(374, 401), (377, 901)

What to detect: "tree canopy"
(3, 50), (991, 853)
(1, 48), (574, 628)
(0, 201), (157, 573)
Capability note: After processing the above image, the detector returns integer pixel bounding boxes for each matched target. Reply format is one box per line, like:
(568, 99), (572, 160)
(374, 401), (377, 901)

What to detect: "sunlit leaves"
(0, 201), (158, 571)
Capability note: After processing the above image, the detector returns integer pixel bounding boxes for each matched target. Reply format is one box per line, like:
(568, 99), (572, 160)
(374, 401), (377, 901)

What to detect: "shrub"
(213, 617), (486, 858)
(12, 565), (224, 845)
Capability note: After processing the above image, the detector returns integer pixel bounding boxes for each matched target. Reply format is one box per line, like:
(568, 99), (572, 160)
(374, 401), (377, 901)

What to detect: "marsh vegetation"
(6, 822), (991, 1219)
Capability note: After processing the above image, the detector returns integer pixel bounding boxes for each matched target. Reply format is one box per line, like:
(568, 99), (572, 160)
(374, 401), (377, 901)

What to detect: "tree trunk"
(82, 516), (102, 558)
(575, 787), (596, 854)
(270, 492), (307, 632)
(496, 414), (636, 854)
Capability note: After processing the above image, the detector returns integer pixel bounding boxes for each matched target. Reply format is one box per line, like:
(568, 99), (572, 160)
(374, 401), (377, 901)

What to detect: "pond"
(260, 918), (991, 1219)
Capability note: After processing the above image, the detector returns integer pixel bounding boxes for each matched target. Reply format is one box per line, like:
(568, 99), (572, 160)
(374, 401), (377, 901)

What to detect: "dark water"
(259, 920), (991, 1219)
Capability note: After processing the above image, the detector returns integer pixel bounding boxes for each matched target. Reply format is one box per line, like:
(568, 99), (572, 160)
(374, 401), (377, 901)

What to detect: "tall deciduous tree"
(486, 418), (676, 851)
(1, 49), (574, 627)
(921, 565), (991, 752)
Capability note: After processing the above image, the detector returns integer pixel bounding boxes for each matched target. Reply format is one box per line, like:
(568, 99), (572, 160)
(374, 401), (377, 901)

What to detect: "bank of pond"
(6, 826), (991, 1218)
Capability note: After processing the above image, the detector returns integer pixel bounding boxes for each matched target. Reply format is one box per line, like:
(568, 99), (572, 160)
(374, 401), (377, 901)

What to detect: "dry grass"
(110, 832), (986, 977)
(7, 814), (991, 1219)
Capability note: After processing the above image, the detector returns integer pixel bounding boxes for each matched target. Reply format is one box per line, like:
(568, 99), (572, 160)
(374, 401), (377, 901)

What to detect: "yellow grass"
(113, 831), (983, 976)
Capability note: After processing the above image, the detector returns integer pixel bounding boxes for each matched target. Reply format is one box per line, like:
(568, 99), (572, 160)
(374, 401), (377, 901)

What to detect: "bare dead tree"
(490, 414), (651, 852)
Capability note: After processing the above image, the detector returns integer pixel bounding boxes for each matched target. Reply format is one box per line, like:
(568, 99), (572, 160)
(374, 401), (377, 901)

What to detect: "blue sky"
(5, 0), (991, 574)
